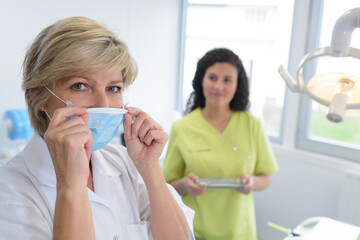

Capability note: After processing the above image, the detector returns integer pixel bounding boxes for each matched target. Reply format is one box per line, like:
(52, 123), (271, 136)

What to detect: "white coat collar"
(92, 148), (123, 178)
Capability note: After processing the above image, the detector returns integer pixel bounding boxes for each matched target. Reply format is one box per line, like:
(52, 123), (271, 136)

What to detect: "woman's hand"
(169, 173), (206, 196)
(123, 107), (190, 240)
(43, 107), (92, 189)
(237, 173), (254, 194)
(123, 107), (168, 176)
(45, 107), (95, 240)
(184, 173), (207, 197)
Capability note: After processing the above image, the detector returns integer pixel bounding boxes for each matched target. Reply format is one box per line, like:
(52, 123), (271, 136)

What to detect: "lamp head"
(307, 73), (359, 104)
(307, 73), (360, 122)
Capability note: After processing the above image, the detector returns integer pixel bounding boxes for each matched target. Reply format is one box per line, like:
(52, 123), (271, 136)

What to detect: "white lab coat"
(0, 133), (195, 240)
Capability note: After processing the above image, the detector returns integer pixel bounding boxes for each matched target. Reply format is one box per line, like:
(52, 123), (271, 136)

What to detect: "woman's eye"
(209, 75), (217, 81)
(71, 83), (87, 90)
(107, 86), (122, 93)
(225, 78), (232, 83)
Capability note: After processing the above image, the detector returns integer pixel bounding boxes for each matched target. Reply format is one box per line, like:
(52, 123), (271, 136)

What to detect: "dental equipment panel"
(269, 217), (360, 240)
(1, 109), (33, 165)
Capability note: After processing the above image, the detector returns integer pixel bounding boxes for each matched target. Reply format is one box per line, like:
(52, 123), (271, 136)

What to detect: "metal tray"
(196, 178), (244, 188)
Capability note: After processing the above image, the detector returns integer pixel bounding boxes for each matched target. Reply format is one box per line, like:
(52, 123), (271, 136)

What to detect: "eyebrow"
(72, 76), (124, 84)
(108, 79), (124, 84)
(207, 73), (235, 78)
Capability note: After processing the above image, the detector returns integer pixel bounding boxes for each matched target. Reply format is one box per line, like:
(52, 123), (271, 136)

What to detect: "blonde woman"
(0, 17), (194, 240)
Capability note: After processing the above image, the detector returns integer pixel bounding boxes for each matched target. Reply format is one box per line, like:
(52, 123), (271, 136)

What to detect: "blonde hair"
(22, 16), (138, 136)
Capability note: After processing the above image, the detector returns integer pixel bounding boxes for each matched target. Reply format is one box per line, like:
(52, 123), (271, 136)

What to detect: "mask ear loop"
(45, 86), (67, 105)
(43, 86), (74, 120)
(44, 111), (52, 121)
(40, 105), (52, 121)
(44, 86), (74, 107)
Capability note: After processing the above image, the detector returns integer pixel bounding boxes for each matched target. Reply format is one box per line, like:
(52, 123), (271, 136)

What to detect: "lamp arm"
(278, 65), (300, 92)
(330, 8), (360, 57)
(296, 47), (330, 90)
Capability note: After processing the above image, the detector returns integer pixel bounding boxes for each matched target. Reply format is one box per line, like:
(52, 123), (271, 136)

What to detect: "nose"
(214, 79), (223, 89)
(94, 91), (110, 108)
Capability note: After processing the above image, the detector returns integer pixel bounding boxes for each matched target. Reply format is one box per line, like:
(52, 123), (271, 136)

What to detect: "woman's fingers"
(48, 124), (92, 149)
(128, 109), (149, 139)
(45, 116), (91, 148)
(46, 107), (92, 152)
(138, 118), (156, 142)
(187, 173), (199, 181)
(123, 113), (133, 143)
(142, 129), (168, 146)
(123, 106), (169, 173)
(125, 106), (142, 117)
(237, 173), (253, 194)
(186, 174), (206, 197)
(48, 106), (87, 127)
(124, 107), (166, 144)
(47, 116), (86, 136)
(123, 107), (145, 140)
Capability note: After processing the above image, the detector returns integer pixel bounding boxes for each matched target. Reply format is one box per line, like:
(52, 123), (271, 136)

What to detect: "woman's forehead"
(59, 69), (124, 84)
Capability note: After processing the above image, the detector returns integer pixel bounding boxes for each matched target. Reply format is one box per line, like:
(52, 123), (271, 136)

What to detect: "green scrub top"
(163, 108), (278, 240)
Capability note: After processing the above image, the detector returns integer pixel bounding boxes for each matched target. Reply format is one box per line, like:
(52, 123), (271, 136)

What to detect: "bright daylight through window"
(181, 0), (294, 140)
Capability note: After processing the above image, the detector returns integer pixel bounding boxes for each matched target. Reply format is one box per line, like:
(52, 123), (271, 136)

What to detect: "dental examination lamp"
(279, 8), (360, 123)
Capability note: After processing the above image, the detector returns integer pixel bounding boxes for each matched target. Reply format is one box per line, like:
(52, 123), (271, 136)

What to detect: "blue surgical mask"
(86, 108), (127, 151)
(44, 87), (127, 151)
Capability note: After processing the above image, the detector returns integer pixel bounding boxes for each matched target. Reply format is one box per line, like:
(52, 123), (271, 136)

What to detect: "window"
(180, 0), (360, 161)
(180, 0), (295, 141)
(297, 0), (360, 160)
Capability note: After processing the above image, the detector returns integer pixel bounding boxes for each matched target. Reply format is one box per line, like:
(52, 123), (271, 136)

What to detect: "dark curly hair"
(186, 48), (249, 113)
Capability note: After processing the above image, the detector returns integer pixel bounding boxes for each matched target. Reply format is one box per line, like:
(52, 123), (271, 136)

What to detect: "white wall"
(125, 1), (182, 119)
(0, 0), (181, 133)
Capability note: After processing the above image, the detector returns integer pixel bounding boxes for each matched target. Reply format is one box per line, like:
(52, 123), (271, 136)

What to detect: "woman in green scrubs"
(163, 48), (278, 240)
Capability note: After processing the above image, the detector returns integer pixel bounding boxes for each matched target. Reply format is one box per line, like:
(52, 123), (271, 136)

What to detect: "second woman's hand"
(237, 173), (254, 194)
(185, 173), (207, 197)
(123, 107), (168, 177)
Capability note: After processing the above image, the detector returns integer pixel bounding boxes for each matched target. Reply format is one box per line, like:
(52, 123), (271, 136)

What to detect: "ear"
(40, 105), (47, 112)
(30, 88), (47, 112)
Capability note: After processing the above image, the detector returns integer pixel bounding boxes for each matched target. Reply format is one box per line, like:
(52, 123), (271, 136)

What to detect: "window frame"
(176, 0), (189, 113)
